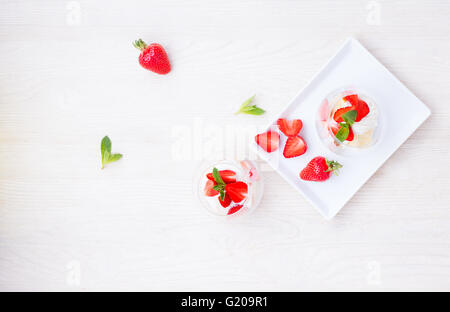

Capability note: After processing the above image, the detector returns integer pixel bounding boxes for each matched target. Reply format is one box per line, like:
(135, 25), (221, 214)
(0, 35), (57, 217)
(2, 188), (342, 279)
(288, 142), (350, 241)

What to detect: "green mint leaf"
(100, 136), (122, 169)
(238, 95), (255, 110)
(219, 190), (225, 201)
(105, 153), (123, 164)
(212, 167), (225, 186)
(342, 109), (357, 126)
(212, 184), (224, 192)
(101, 136), (111, 154)
(241, 106), (266, 115)
(335, 124), (349, 142)
(235, 95), (265, 116)
(101, 136), (111, 169)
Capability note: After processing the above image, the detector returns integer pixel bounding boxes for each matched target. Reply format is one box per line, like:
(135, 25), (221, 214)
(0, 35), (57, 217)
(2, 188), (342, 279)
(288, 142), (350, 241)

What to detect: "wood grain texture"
(1, 0), (450, 291)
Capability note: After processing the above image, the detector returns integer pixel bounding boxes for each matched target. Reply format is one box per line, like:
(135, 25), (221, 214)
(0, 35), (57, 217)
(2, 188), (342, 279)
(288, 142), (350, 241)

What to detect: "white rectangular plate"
(251, 37), (431, 219)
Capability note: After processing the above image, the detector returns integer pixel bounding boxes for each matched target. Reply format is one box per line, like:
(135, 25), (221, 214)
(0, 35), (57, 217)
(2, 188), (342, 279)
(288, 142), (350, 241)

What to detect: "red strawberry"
(300, 156), (342, 182)
(347, 127), (354, 141)
(331, 125), (339, 136)
(218, 193), (231, 208)
(330, 125), (340, 137)
(227, 204), (243, 215)
(133, 39), (171, 75)
(255, 131), (280, 153)
(283, 136), (307, 158)
(204, 180), (219, 196)
(343, 94), (359, 106)
(354, 99), (370, 122)
(343, 94), (370, 122)
(206, 170), (237, 184)
(331, 125), (354, 141)
(333, 107), (353, 123)
(225, 182), (248, 203)
(277, 118), (303, 137)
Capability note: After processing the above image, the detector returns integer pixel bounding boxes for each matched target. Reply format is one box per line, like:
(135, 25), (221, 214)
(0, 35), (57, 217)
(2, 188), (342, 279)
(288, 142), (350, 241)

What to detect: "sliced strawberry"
(330, 125), (354, 141)
(255, 131), (280, 153)
(206, 170), (237, 184)
(347, 126), (354, 141)
(283, 136), (307, 158)
(354, 99), (370, 122)
(343, 94), (370, 122)
(331, 125), (339, 136)
(218, 193), (231, 208)
(225, 182), (248, 203)
(204, 180), (219, 197)
(227, 204), (243, 215)
(277, 118), (303, 137)
(333, 106), (353, 123)
(343, 94), (358, 106)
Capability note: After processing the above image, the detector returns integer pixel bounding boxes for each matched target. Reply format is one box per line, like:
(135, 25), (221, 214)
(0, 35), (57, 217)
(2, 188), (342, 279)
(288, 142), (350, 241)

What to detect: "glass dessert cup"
(195, 160), (263, 218)
(316, 87), (382, 156)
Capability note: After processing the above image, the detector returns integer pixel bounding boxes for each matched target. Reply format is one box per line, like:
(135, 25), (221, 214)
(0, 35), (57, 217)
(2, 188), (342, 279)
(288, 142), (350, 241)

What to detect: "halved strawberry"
(206, 170), (237, 184)
(343, 94), (370, 122)
(333, 106), (353, 123)
(225, 182), (248, 203)
(354, 99), (370, 122)
(283, 136), (307, 158)
(227, 204), (243, 215)
(343, 94), (359, 106)
(277, 118), (303, 137)
(347, 126), (354, 141)
(204, 180), (219, 197)
(218, 192), (231, 208)
(255, 131), (280, 153)
(330, 125), (354, 141)
(331, 125), (339, 136)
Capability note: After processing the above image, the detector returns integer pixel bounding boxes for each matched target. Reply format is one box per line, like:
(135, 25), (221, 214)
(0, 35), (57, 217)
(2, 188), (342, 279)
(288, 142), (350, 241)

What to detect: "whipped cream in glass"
(196, 160), (263, 217)
(316, 88), (381, 154)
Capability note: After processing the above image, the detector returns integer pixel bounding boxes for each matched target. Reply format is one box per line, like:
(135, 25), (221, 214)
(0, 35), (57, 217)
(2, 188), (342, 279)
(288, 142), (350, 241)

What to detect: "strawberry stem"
(133, 39), (148, 51)
(325, 159), (342, 175)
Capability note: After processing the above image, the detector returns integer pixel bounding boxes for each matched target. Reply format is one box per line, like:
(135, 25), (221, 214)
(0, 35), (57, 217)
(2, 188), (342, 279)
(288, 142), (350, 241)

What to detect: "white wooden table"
(1, 0), (450, 291)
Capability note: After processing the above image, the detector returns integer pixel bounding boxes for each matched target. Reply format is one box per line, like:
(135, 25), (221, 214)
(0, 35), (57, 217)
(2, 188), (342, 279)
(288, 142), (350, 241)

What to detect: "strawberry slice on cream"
(329, 92), (378, 147)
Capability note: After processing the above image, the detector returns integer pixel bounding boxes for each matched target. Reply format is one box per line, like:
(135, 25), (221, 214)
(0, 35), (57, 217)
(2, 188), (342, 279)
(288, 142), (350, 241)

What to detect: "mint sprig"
(211, 167), (226, 201)
(101, 136), (123, 169)
(335, 109), (357, 142)
(235, 95), (265, 116)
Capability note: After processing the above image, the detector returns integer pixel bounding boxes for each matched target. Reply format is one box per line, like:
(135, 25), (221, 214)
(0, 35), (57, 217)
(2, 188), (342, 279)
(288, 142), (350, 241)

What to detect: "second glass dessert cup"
(195, 159), (264, 218)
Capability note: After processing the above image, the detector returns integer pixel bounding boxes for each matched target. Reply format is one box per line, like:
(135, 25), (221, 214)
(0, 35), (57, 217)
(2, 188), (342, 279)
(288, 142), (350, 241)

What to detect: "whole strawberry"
(133, 39), (171, 74)
(300, 156), (342, 182)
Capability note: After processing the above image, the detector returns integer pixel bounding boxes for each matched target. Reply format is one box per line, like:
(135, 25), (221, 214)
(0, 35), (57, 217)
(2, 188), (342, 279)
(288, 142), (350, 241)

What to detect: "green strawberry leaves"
(325, 159), (343, 175)
(335, 109), (357, 142)
(101, 136), (123, 169)
(235, 95), (266, 116)
(211, 167), (226, 201)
